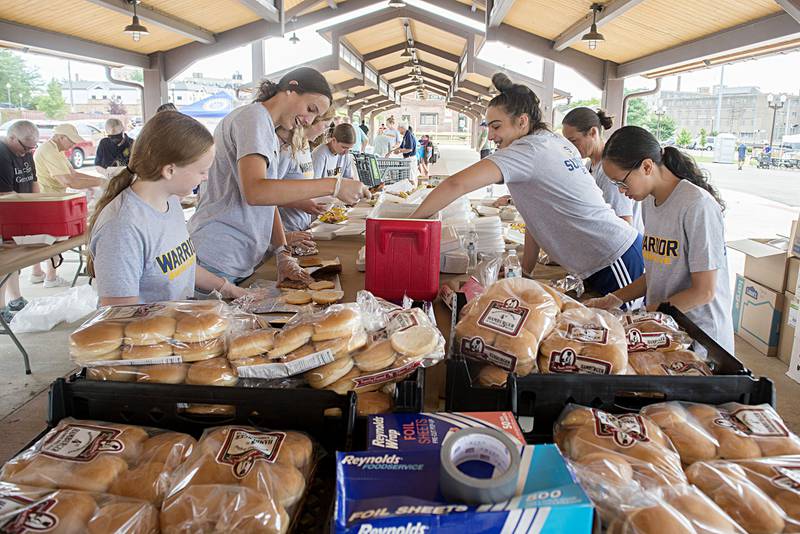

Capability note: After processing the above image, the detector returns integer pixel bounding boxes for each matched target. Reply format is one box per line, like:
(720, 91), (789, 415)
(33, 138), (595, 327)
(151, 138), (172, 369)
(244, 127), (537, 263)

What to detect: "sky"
(9, 0), (800, 102)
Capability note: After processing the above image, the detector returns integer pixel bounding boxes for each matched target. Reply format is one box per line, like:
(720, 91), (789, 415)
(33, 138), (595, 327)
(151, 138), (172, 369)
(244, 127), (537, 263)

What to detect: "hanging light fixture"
(123, 0), (149, 42)
(388, 0), (406, 7)
(581, 4), (604, 50)
(289, 32), (300, 44)
(401, 47), (412, 58)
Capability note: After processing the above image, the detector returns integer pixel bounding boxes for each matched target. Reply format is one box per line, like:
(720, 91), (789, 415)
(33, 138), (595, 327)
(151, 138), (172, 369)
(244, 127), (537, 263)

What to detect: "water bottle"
(504, 249), (522, 279)
(466, 225), (479, 273)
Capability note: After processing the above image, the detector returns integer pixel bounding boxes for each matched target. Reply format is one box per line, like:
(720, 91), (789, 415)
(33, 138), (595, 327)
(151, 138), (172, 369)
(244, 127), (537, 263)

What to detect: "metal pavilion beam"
(775, 0), (800, 24)
(552, 0), (645, 51)
(83, 0), (216, 43)
(238, 0), (283, 22)
(486, 0), (516, 28)
(286, 0), (321, 18)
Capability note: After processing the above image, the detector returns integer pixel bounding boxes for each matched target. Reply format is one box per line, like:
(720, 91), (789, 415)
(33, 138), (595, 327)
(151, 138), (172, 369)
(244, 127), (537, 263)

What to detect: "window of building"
(420, 113), (438, 126)
(177, 95), (183, 101)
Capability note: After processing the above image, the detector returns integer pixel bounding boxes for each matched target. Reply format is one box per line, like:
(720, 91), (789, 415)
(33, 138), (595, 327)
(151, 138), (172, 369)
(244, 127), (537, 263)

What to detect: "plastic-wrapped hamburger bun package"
(539, 307), (628, 375)
(163, 426), (314, 532)
(629, 349), (712, 376)
(454, 278), (559, 376)
(70, 300), (231, 368)
(554, 404), (687, 489)
(0, 483), (160, 534)
(640, 402), (719, 465)
(0, 418), (195, 505)
(618, 311), (693, 353)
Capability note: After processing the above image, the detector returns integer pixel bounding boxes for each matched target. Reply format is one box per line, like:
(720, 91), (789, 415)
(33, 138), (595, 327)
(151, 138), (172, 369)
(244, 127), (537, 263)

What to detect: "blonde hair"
(88, 112), (214, 275)
(289, 105), (335, 153)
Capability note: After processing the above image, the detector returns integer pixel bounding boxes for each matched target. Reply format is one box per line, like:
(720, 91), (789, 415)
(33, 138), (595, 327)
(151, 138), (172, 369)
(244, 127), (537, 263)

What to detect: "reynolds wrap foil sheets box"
(334, 443), (593, 534)
(367, 412), (525, 451)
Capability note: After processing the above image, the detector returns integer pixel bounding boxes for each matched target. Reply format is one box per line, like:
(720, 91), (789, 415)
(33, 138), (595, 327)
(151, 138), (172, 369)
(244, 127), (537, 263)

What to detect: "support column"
(540, 59), (555, 126)
(251, 39), (266, 83)
(601, 61), (624, 135)
(143, 52), (168, 121)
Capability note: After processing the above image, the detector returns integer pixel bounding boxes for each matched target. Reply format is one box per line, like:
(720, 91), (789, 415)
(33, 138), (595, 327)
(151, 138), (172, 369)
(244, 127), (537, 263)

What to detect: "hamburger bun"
(312, 308), (360, 341)
(125, 316), (177, 346)
(325, 367), (361, 395)
(173, 312), (228, 343)
(68, 455), (130, 492)
(108, 460), (167, 503)
(136, 363), (189, 384)
(277, 279), (307, 290)
(348, 329), (368, 353)
(121, 342), (174, 360)
(285, 290), (312, 305)
(140, 432), (196, 468)
(575, 451), (635, 488)
(314, 335), (352, 360)
(311, 289), (344, 305)
(86, 364), (137, 382)
(642, 403), (718, 464)
(621, 503), (696, 534)
(305, 356), (354, 389)
(354, 340), (397, 372)
(40, 491), (98, 534)
(242, 461), (305, 509)
(186, 357), (238, 386)
(357, 391), (393, 416)
(476, 365), (508, 388)
(181, 403), (236, 416)
(70, 321), (125, 358)
(231, 355), (273, 369)
(173, 337), (225, 362)
(228, 330), (276, 360)
(73, 348), (123, 365)
(298, 256), (322, 267)
(269, 324), (314, 358)
(308, 280), (335, 290)
(629, 350), (711, 376)
(666, 489), (744, 534)
(87, 501), (159, 534)
(390, 325), (438, 358)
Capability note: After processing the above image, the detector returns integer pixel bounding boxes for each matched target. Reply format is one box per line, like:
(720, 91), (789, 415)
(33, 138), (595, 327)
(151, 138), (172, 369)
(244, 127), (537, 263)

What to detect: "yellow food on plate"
(319, 206), (348, 224)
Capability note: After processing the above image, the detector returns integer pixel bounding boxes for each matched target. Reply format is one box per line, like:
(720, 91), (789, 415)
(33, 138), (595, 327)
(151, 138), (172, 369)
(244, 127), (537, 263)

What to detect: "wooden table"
(0, 233), (88, 374)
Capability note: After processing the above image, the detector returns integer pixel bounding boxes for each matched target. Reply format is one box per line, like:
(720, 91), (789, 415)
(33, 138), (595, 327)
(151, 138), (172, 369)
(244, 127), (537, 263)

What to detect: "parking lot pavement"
(700, 161), (800, 207)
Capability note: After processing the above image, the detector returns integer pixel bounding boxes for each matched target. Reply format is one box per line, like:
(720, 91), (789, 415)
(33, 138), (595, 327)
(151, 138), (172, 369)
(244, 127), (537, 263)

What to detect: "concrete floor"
(2, 145), (800, 462)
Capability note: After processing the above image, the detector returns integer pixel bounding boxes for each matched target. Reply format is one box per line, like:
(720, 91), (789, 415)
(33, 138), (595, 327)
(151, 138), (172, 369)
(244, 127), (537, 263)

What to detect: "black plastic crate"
(354, 153), (381, 188)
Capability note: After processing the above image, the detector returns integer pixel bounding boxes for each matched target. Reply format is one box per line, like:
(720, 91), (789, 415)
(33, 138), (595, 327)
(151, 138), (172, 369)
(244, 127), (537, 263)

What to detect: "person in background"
(562, 107), (643, 233)
(89, 112), (251, 306)
(33, 123), (105, 288)
(312, 123), (356, 178)
(157, 103), (178, 113)
(586, 126), (734, 352)
(384, 117), (403, 152)
(410, 73), (643, 298)
(418, 134), (430, 178)
(344, 116), (367, 154)
(372, 127), (393, 158)
(0, 120), (39, 321)
(478, 121), (492, 159)
(359, 120), (369, 138)
(395, 122), (419, 182)
(94, 118), (134, 176)
(737, 142), (747, 171)
(188, 68), (368, 284)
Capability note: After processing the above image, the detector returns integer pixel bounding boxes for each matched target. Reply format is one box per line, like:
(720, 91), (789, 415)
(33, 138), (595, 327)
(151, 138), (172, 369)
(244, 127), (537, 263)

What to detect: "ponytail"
(562, 106), (613, 135)
(87, 167), (135, 276)
(603, 125), (725, 211)
(254, 66), (332, 104)
(489, 73), (549, 134)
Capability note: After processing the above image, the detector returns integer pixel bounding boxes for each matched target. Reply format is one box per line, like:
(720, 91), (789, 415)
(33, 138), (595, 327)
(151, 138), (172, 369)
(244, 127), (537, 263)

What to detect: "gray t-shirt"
(589, 161), (644, 234)
(487, 131), (638, 279)
(278, 144), (315, 233)
(373, 134), (392, 158)
(642, 180), (734, 353)
(188, 102), (279, 279)
(312, 144), (352, 178)
(91, 188), (195, 303)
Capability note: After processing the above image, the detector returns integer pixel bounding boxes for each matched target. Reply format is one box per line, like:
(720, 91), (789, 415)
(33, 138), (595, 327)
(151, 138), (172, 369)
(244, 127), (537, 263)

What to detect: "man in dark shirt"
(0, 120), (40, 321)
(94, 118), (133, 172)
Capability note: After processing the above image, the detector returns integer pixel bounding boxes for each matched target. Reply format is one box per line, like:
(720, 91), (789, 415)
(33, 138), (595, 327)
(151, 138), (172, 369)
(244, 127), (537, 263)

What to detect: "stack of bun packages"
(160, 426), (316, 533)
(454, 278), (560, 381)
(0, 482), (160, 534)
(619, 311), (711, 376)
(71, 300), (237, 387)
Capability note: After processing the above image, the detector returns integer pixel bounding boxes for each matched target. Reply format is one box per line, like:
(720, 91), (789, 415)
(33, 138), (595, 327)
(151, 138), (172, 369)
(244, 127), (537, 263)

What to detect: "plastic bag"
(629, 349), (711, 376)
(454, 278), (559, 376)
(474, 252), (503, 288)
(539, 307), (629, 375)
(554, 404), (687, 489)
(618, 311), (694, 353)
(643, 402), (800, 463)
(0, 418), (195, 505)
(0, 482), (160, 534)
(10, 284), (97, 333)
(550, 273), (585, 298)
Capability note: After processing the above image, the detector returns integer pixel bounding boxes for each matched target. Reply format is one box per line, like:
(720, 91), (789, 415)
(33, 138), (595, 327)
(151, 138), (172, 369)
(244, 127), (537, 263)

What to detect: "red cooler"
(365, 203), (441, 302)
(0, 192), (88, 240)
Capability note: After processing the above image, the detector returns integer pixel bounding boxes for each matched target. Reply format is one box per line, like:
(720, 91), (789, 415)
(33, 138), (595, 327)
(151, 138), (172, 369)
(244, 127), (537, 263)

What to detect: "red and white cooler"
(0, 192), (88, 240)
(365, 202), (441, 302)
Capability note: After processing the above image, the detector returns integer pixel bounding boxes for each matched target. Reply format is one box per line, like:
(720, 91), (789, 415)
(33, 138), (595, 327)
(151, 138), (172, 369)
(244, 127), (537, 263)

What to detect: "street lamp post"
(655, 107), (666, 141)
(767, 93), (787, 158)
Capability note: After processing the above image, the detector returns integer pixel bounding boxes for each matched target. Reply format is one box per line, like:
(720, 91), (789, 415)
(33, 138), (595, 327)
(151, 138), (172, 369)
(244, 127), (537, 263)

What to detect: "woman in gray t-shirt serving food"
(410, 73), (644, 296)
(89, 112), (252, 306)
(587, 126), (734, 352)
(188, 67), (369, 284)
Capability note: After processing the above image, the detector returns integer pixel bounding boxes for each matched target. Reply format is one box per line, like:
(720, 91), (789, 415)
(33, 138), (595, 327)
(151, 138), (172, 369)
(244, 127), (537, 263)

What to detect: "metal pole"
(714, 65), (724, 134)
(67, 60), (75, 112)
(769, 106), (777, 155)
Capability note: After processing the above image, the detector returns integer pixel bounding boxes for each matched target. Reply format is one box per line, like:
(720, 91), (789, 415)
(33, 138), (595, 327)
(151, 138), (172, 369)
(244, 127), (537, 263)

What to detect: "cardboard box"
(732, 274), (784, 356)
(727, 239), (789, 292)
(788, 257), (800, 295)
(790, 219), (800, 258)
(779, 292), (798, 365)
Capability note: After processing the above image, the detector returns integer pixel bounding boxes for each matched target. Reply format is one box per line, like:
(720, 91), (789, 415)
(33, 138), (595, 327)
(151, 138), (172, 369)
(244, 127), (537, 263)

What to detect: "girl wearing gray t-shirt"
(88, 112), (252, 306)
(410, 73), (644, 296)
(590, 126), (734, 353)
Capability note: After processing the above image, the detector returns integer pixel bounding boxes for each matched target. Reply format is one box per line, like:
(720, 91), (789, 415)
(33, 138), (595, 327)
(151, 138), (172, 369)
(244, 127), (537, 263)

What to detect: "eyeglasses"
(609, 159), (643, 189)
(16, 138), (37, 153)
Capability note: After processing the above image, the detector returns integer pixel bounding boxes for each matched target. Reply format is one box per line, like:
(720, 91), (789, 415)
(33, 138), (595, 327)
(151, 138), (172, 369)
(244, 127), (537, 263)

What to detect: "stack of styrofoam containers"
(449, 216), (505, 256)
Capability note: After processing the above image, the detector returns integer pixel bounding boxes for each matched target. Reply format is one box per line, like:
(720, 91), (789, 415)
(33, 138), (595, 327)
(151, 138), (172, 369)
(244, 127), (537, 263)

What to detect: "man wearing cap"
(478, 121), (491, 159)
(34, 123), (104, 194)
(33, 123), (105, 288)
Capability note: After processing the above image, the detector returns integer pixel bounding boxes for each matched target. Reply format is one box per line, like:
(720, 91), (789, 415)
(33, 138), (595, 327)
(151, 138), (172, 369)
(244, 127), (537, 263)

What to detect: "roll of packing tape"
(439, 427), (520, 505)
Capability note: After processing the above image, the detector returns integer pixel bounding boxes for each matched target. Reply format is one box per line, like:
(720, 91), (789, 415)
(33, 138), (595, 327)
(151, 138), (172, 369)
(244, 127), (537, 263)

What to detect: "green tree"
(645, 113), (676, 141)
(0, 50), (41, 108)
(625, 98), (650, 128)
(35, 80), (68, 119)
(699, 128), (707, 147)
(556, 97), (601, 113)
(676, 128), (692, 147)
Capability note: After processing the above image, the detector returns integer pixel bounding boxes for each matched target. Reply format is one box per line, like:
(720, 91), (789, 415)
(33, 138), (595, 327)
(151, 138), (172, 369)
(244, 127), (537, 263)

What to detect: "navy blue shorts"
(585, 234), (644, 297)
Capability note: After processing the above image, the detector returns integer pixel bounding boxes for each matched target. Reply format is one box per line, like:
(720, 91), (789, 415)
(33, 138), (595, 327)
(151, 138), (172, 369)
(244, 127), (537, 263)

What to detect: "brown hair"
(255, 66), (332, 104)
(88, 111), (214, 275)
(562, 107), (614, 134)
(489, 73), (549, 134)
(290, 105), (335, 153)
(332, 124), (356, 144)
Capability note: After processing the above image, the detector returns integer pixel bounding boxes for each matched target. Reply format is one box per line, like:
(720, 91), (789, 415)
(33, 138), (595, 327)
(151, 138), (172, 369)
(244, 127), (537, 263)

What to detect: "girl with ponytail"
(188, 67), (370, 283)
(412, 73), (644, 298)
(562, 107), (643, 232)
(89, 112), (252, 306)
(587, 125), (734, 352)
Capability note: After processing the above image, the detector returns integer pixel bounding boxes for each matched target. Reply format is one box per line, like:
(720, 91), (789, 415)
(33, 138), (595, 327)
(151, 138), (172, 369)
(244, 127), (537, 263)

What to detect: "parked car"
(688, 136), (715, 150)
